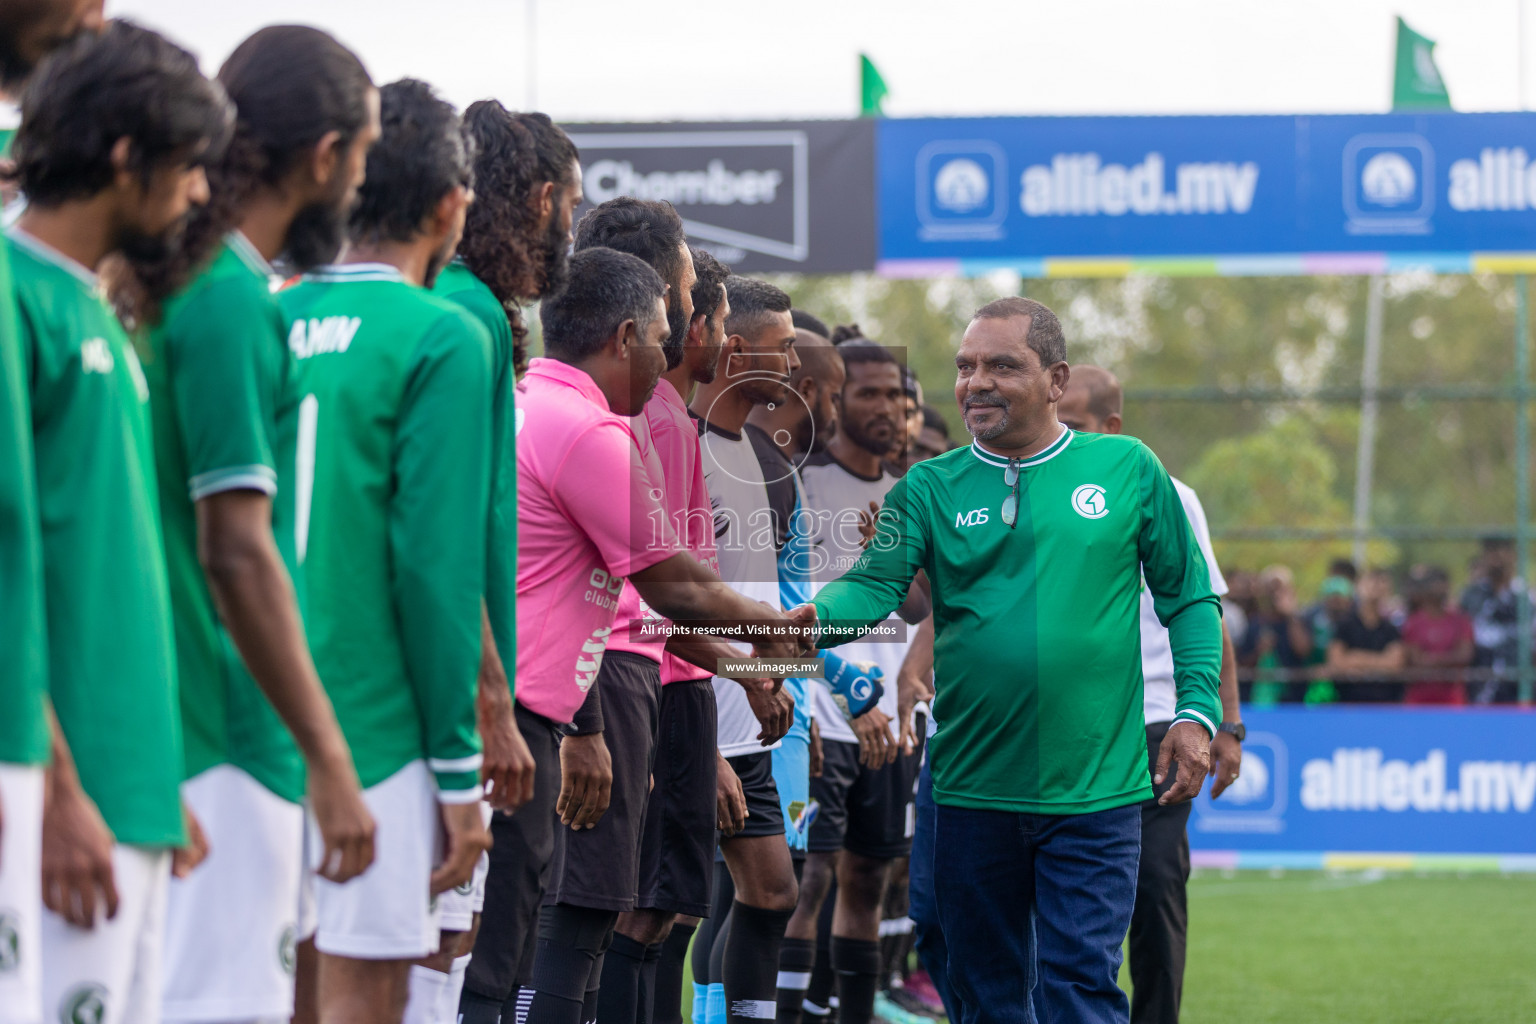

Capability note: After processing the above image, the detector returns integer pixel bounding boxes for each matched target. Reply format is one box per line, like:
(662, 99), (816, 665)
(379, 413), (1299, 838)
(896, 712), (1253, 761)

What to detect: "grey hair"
(971, 296), (1066, 366)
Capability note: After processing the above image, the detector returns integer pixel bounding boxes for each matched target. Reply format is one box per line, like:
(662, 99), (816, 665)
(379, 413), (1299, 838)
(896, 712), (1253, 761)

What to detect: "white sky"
(113, 0), (1535, 120)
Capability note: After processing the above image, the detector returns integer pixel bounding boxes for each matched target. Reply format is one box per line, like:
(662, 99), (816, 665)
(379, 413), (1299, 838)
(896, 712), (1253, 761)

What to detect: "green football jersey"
(279, 263), (491, 798)
(813, 427), (1222, 815)
(10, 228), (184, 846)
(0, 225), (49, 766)
(143, 233), (304, 802)
(430, 261), (516, 690)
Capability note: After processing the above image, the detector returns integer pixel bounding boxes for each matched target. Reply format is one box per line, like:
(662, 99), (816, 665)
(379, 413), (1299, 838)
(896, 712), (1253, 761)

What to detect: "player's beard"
(806, 401), (836, 454)
(844, 411), (900, 457)
(535, 212), (569, 297)
(0, 19), (92, 91)
(0, 34), (32, 91)
(662, 289), (689, 371)
(115, 216), (189, 309)
(284, 196), (349, 273)
(963, 395), (1010, 441)
(423, 234), (456, 290)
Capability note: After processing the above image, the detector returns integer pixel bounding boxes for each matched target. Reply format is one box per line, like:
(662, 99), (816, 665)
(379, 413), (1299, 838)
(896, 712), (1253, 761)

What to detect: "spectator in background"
(911, 404), (953, 463)
(885, 367), (926, 476)
(1326, 568), (1405, 702)
(1297, 561), (1358, 706)
(1460, 537), (1522, 703)
(1302, 560), (1357, 660)
(1401, 565), (1475, 706)
(1237, 566), (1310, 704)
(1221, 569), (1254, 652)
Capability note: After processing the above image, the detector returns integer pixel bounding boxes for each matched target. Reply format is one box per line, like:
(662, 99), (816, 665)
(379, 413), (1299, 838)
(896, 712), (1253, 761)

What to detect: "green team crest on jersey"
(279, 925), (297, 976)
(61, 982), (108, 1024)
(0, 911), (17, 972)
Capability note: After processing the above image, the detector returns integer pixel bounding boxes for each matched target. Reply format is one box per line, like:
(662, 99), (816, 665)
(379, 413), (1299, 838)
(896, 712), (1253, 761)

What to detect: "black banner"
(563, 120), (876, 274)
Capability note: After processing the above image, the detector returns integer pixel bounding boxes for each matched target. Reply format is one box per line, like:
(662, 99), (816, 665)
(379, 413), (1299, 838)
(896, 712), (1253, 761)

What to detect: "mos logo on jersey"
(1071, 484), (1108, 519)
(60, 982), (108, 1024)
(955, 507), (990, 528)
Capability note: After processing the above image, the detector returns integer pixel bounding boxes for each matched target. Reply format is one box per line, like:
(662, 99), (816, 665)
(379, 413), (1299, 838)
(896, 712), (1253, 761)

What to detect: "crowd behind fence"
(1224, 538), (1529, 705)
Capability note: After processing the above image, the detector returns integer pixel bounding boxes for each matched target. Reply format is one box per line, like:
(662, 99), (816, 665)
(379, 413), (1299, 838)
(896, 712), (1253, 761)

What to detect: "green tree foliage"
(769, 271), (1528, 592)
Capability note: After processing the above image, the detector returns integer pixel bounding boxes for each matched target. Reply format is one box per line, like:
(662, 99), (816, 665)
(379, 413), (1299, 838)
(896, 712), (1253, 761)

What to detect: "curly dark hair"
(457, 101), (579, 374)
(689, 247), (731, 332)
(829, 322), (866, 345)
(349, 79), (472, 248)
(12, 20), (232, 327)
(109, 25), (372, 326)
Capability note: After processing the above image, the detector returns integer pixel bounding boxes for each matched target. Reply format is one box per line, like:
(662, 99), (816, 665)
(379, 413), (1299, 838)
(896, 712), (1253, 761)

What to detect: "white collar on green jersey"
(227, 230), (274, 277)
(303, 262), (406, 284)
(5, 226), (98, 290)
(968, 425), (1073, 470)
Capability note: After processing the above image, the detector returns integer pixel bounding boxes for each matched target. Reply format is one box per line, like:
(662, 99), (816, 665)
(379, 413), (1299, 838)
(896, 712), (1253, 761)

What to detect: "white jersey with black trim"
(799, 451), (909, 745)
(698, 421), (784, 756)
(1141, 476), (1228, 724)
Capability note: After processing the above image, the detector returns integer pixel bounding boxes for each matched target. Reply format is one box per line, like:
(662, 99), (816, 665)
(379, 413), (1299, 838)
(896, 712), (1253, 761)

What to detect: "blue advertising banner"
(1188, 708), (1536, 870)
(877, 114), (1536, 277)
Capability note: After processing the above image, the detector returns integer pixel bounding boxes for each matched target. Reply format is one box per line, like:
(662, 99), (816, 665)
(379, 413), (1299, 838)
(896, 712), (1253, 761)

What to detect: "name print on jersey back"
(288, 316), (362, 359)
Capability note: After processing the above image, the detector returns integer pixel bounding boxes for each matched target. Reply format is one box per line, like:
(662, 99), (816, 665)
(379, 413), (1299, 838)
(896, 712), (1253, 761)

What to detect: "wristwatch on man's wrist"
(1218, 721), (1246, 742)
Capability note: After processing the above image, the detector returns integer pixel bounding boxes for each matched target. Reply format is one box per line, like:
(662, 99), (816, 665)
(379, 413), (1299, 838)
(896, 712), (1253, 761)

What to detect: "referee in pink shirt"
(514, 246), (802, 1024)
(570, 200), (771, 1024)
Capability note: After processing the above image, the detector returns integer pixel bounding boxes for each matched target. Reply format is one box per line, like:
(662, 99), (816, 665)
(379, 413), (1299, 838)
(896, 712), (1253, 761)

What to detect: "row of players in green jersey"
(5, 228), (520, 849)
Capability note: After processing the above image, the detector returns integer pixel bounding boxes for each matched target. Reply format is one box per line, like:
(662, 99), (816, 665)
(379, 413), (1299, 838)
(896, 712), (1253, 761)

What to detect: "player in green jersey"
(101, 25), (383, 1024)
(277, 78), (492, 1024)
(8, 20), (230, 1024)
(0, 5), (104, 1022)
(0, 0), (103, 154)
(445, 104), (586, 1024)
(799, 297), (1222, 1024)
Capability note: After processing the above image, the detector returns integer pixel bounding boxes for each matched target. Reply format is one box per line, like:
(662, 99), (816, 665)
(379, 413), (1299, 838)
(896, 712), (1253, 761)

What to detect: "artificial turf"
(1138, 869), (1536, 1024)
(683, 870), (1536, 1024)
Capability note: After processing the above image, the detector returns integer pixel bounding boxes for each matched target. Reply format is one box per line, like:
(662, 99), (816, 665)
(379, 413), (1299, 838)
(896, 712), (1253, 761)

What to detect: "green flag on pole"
(860, 53), (888, 117)
(1393, 16), (1452, 110)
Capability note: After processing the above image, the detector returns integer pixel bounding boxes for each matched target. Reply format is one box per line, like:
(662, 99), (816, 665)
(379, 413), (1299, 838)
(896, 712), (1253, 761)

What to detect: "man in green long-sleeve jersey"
(796, 297), (1222, 1024)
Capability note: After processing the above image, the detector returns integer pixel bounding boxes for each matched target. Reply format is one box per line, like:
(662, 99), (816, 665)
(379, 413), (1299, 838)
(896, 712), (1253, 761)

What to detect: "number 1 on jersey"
(296, 394), (318, 565)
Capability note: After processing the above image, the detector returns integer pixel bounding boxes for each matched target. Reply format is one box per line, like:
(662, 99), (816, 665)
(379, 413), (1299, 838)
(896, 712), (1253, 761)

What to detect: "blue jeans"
(934, 801), (1141, 1024)
(908, 760), (964, 1022)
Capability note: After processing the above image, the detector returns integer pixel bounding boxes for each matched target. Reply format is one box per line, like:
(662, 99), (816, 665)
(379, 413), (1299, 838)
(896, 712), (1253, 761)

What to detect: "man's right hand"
(896, 667), (933, 757)
(716, 754), (747, 836)
(744, 679), (794, 746)
(851, 706), (896, 769)
(478, 687), (537, 813)
(307, 753), (376, 883)
(42, 776), (118, 928)
(557, 733), (612, 830)
(429, 800), (492, 896)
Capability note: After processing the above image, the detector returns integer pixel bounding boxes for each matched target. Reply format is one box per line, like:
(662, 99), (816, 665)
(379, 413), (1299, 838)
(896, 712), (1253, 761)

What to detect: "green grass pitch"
(1137, 869), (1536, 1023)
(683, 870), (1536, 1024)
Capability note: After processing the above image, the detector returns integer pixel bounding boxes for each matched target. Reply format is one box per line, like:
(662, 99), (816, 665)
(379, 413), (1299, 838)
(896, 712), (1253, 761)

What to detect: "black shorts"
(635, 679), (719, 917)
(464, 702), (562, 1000)
(543, 652), (661, 912)
(808, 726), (926, 860)
(726, 750), (785, 840)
